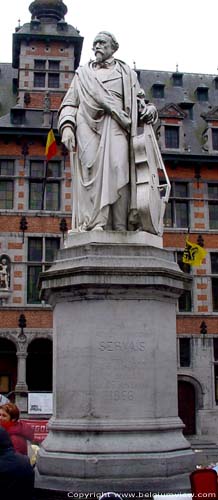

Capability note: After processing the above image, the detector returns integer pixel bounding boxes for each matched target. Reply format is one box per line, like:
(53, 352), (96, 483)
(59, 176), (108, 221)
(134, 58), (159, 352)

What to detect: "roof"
(139, 69), (218, 156)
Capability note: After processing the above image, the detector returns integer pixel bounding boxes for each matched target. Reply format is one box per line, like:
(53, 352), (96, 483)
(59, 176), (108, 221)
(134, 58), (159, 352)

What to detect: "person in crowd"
(0, 402), (34, 455)
(0, 426), (34, 500)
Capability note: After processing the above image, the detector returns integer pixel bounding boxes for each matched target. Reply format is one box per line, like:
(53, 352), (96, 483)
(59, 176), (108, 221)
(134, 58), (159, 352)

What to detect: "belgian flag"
(45, 128), (57, 161)
(42, 119), (57, 209)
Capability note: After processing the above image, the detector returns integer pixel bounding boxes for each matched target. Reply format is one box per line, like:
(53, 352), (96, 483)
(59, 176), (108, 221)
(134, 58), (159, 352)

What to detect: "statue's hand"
(140, 104), (158, 125)
(61, 126), (75, 151)
(111, 110), (131, 132)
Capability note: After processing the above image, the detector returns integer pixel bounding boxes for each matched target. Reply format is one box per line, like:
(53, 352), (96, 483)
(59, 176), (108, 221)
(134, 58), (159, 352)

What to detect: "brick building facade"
(0, 0), (218, 443)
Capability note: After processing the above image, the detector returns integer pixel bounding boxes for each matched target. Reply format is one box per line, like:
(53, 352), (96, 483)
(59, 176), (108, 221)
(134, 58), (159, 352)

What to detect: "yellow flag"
(182, 238), (207, 266)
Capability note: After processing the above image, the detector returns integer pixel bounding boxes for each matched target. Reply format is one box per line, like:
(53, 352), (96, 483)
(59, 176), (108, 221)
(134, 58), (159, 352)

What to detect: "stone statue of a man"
(58, 31), (158, 232)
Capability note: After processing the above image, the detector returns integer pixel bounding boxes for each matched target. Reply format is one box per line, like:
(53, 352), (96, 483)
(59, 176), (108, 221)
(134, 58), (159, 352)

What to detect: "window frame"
(164, 182), (190, 229)
(175, 251), (192, 312)
(172, 74), (183, 87)
(165, 125), (180, 149)
(28, 160), (61, 211)
(179, 338), (191, 367)
(27, 236), (60, 304)
(208, 183), (218, 230)
(196, 87), (208, 102)
(214, 339), (218, 404)
(0, 159), (15, 210)
(212, 128), (218, 151)
(33, 59), (60, 89)
(152, 84), (165, 99)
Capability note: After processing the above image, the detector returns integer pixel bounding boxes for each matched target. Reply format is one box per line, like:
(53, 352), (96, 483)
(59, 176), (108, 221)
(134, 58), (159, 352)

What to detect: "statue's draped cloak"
(58, 60), (141, 230)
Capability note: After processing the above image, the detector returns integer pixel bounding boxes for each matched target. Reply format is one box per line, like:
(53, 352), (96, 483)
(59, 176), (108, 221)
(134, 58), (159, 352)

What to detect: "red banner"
(24, 419), (49, 443)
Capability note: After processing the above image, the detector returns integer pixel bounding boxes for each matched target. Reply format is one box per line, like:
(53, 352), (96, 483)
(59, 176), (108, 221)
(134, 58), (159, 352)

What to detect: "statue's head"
(92, 31), (119, 62)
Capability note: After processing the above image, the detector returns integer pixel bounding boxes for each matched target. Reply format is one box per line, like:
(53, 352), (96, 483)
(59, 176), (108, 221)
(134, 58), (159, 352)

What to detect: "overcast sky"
(0, 0), (217, 75)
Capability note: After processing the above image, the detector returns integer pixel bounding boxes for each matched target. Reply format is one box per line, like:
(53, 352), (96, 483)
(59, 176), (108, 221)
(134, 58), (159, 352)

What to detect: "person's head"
(92, 32), (119, 62)
(0, 402), (20, 422)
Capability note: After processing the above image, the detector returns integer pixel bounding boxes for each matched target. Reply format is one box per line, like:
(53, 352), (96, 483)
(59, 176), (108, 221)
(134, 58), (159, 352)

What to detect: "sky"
(0, 0), (218, 75)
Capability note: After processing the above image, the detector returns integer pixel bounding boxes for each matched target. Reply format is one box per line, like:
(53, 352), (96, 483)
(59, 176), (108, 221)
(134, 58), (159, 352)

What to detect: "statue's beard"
(95, 51), (104, 62)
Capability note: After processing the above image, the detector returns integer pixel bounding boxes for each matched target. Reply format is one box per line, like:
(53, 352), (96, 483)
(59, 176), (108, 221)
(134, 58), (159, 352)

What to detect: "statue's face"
(92, 34), (114, 62)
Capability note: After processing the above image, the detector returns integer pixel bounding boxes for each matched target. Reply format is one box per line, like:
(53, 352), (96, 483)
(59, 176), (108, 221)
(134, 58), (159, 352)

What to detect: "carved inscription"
(107, 389), (134, 401)
(98, 340), (145, 352)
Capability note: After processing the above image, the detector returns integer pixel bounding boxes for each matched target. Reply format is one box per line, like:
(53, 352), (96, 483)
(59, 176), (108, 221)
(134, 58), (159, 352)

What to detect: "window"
(48, 60), (60, 71)
(33, 59), (60, 89)
(208, 184), (218, 229)
(211, 253), (218, 312)
(29, 160), (61, 211)
(0, 160), (14, 176)
(172, 73), (183, 87)
(178, 290), (192, 312)
(0, 160), (14, 209)
(214, 339), (218, 403)
(213, 338), (218, 360)
(164, 182), (189, 228)
(212, 129), (218, 150)
(181, 105), (193, 120)
(152, 84), (164, 99)
(34, 60), (46, 70)
(212, 279), (218, 311)
(211, 253), (218, 273)
(175, 252), (192, 312)
(34, 72), (46, 87)
(27, 237), (60, 304)
(179, 338), (191, 367)
(48, 73), (59, 88)
(165, 126), (179, 149)
(196, 87), (208, 102)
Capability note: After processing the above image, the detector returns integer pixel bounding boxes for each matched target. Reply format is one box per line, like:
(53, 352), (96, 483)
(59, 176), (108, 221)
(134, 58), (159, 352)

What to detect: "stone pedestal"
(36, 232), (195, 493)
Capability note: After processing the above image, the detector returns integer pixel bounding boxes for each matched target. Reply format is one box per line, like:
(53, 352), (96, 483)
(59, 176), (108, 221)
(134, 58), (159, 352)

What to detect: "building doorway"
(26, 338), (52, 391)
(178, 380), (196, 435)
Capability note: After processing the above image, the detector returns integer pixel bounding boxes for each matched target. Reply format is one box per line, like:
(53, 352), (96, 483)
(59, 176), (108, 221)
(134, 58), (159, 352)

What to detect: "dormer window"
(212, 129), (218, 150)
(172, 72), (183, 87)
(165, 126), (179, 149)
(152, 83), (165, 99)
(214, 77), (218, 90)
(196, 86), (208, 102)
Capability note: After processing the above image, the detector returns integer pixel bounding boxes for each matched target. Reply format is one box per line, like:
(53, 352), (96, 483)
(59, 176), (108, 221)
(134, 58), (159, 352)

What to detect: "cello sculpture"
(133, 124), (171, 236)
